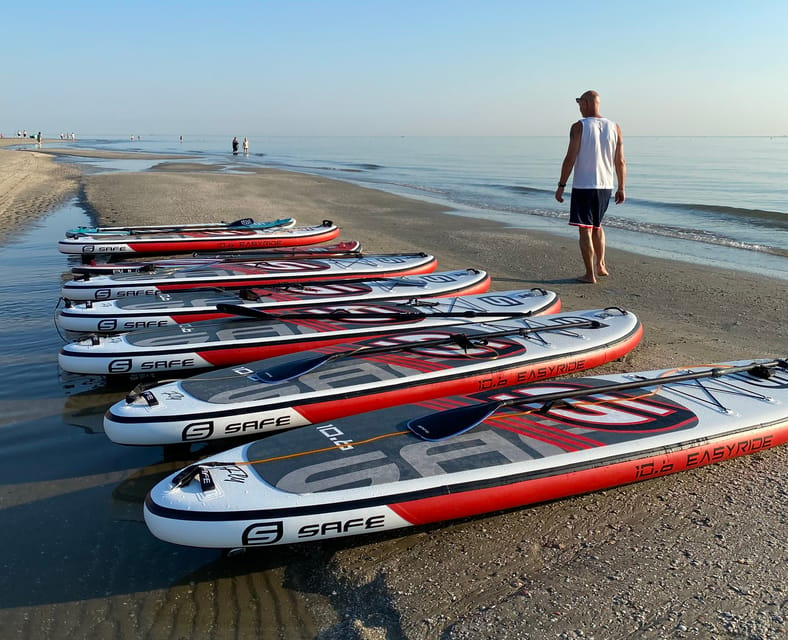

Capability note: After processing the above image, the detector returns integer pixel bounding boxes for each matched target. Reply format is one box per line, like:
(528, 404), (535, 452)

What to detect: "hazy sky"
(3, 1), (787, 137)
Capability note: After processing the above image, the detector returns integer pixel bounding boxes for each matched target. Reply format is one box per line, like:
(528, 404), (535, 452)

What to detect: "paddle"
(215, 302), (543, 322)
(226, 217), (257, 227)
(189, 250), (363, 262)
(406, 359), (786, 441)
(65, 217), (294, 237)
(252, 318), (602, 383)
(179, 251), (435, 271)
(192, 241), (361, 259)
(74, 247), (366, 274)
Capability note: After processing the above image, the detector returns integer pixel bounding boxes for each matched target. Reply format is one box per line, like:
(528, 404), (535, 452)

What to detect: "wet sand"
(0, 143), (81, 244)
(2, 147), (785, 639)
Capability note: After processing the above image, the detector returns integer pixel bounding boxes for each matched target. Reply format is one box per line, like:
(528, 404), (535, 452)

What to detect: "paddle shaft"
(407, 358), (787, 441)
(67, 217), (289, 236)
(254, 318), (603, 383)
(215, 302), (550, 321)
(496, 359), (786, 411)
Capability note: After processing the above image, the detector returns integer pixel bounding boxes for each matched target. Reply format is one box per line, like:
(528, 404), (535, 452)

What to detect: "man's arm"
(614, 123), (626, 204)
(555, 121), (582, 203)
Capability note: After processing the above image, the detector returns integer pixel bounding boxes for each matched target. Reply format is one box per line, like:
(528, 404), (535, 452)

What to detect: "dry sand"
(2, 147), (785, 639)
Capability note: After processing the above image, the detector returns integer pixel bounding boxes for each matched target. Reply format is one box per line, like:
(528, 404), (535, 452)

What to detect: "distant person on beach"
(232, 136), (239, 154)
(243, 137), (249, 154)
(555, 90), (626, 284)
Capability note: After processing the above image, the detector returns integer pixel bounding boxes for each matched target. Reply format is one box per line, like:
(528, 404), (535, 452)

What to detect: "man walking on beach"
(555, 90), (626, 283)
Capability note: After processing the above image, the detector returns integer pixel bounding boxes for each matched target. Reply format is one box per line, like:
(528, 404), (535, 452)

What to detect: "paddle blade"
(252, 353), (334, 383)
(407, 401), (499, 441)
(215, 303), (272, 320)
(227, 217), (255, 227)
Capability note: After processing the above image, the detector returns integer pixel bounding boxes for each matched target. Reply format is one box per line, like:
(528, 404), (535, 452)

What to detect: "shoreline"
(2, 146), (785, 639)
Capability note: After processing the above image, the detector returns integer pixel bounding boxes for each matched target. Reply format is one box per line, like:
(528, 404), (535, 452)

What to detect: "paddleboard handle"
(171, 461), (229, 489)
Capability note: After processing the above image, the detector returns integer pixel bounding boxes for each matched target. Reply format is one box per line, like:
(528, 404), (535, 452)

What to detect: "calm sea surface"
(62, 134), (788, 280)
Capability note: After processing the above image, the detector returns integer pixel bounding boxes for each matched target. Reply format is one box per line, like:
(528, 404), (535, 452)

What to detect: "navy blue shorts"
(569, 189), (612, 228)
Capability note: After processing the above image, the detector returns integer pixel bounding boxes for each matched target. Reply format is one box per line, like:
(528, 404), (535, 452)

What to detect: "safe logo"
(182, 421), (214, 441)
(242, 521), (284, 546)
(98, 319), (119, 332)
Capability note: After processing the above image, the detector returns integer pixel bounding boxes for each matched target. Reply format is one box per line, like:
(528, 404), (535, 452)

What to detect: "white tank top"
(573, 117), (617, 189)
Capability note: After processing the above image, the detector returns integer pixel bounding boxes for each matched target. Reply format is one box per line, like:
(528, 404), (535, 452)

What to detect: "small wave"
(512, 208), (788, 258)
(314, 166), (364, 173)
(631, 198), (788, 229)
(305, 162), (385, 174)
(495, 184), (554, 196)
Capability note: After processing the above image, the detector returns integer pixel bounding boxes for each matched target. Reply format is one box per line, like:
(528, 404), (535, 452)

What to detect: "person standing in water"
(232, 136), (239, 154)
(555, 90), (626, 283)
(243, 137), (249, 154)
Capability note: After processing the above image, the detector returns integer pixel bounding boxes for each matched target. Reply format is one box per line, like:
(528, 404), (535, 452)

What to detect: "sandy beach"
(0, 142), (81, 244)
(1, 146), (785, 639)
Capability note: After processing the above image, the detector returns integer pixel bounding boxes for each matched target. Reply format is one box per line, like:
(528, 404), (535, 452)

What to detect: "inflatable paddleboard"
(58, 220), (337, 256)
(57, 269), (491, 333)
(70, 241), (363, 275)
(59, 289), (561, 375)
(60, 253), (439, 301)
(105, 307), (640, 445)
(65, 216), (295, 238)
(143, 358), (788, 548)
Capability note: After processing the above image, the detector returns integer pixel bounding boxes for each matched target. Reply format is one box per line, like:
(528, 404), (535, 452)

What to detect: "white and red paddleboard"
(70, 241), (362, 275)
(60, 253), (439, 301)
(104, 306), (640, 445)
(58, 219), (338, 256)
(57, 269), (491, 333)
(59, 288), (562, 376)
(144, 358), (788, 548)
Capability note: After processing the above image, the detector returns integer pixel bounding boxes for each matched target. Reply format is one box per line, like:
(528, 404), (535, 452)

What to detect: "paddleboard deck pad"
(105, 306), (641, 445)
(58, 220), (337, 256)
(70, 241), (363, 275)
(60, 288), (562, 375)
(143, 358), (788, 548)
(60, 253), (439, 301)
(57, 269), (491, 333)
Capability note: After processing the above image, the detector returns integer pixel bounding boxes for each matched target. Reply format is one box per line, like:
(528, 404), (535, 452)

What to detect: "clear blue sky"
(3, 1), (787, 137)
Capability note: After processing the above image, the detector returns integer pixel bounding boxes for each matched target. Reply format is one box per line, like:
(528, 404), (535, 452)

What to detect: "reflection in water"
(0, 202), (343, 639)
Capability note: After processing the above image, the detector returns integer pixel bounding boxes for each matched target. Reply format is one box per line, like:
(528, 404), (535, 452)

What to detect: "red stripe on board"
(388, 422), (788, 526)
(492, 416), (601, 451)
(364, 353), (449, 373)
(125, 227), (340, 253)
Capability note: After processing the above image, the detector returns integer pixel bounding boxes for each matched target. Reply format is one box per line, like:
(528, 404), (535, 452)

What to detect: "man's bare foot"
(597, 264), (609, 276)
(576, 275), (596, 284)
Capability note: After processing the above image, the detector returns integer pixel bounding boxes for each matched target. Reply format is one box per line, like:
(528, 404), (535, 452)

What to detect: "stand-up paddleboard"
(60, 253), (439, 301)
(143, 358), (788, 548)
(105, 307), (641, 445)
(59, 289), (561, 375)
(70, 241), (363, 275)
(58, 220), (338, 256)
(65, 216), (296, 238)
(57, 269), (492, 333)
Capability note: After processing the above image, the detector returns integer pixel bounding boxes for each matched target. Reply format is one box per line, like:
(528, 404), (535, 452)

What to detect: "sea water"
(0, 203), (329, 637)
(63, 134), (788, 280)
